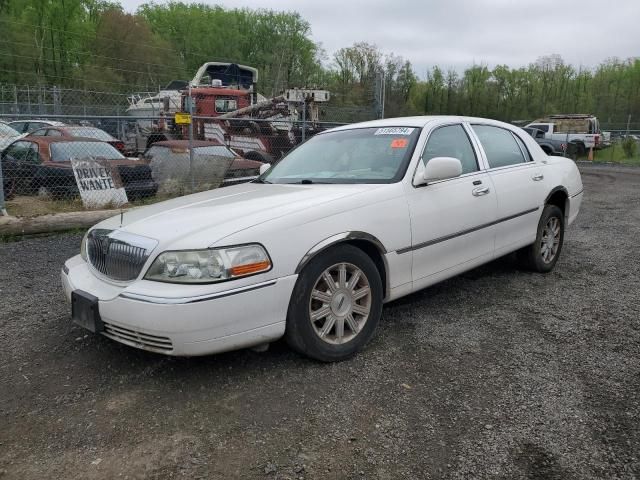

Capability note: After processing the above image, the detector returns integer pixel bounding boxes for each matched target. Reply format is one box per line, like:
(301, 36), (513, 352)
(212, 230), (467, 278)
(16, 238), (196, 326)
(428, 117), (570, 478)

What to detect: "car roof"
(21, 136), (110, 145)
(9, 119), (66, 126)
(152, 139), (224, 148)
(326, 115), (517, 133)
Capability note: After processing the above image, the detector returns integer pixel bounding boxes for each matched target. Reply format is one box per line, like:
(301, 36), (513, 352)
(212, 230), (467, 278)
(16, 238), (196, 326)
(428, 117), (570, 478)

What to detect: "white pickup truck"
(525, 114), (608, 154)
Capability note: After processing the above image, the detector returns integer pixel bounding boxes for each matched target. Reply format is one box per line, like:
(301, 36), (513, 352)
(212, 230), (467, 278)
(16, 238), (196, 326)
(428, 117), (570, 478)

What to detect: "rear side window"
(529, 124), (549, 133)
(422, 124), (478, 175)
(46, 129), (63, 137)
(472, 125), (527, 169)
(513, 134), (532, 161)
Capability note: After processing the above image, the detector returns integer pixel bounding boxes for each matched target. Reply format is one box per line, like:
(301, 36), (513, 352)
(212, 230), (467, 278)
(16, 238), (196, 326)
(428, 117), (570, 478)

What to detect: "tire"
(244, 150), (274, 164)
(518, 204), (565, 273)
(572, 142), (586, 156)
(2, 178), (16, 200)
(541, 146), (552, 155)
(285, 244), (383, 362)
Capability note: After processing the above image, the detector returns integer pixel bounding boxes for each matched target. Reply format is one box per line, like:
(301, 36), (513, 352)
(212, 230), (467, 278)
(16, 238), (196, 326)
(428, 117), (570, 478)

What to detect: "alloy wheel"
(540, 216), (561, 263)
(308, 262), (372, 345)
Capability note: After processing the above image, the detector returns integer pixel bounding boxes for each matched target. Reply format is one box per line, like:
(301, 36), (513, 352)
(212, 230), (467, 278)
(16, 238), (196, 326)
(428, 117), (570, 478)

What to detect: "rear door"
(470, 124), (548, 257)
(405, 122), (497, 284)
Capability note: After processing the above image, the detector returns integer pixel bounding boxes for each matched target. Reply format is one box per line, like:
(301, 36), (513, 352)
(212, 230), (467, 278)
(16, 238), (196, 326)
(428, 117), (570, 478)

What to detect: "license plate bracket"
(71, 290), (104, 333)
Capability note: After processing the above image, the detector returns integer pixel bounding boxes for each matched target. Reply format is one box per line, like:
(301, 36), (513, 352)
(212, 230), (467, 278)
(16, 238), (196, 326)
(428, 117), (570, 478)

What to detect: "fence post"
(301, 96), (306, 143)
(626, 114), (632, 136)
(0, 160), (7, 216)
(13, 84), (18, 114)
(188, 83), (195, 191)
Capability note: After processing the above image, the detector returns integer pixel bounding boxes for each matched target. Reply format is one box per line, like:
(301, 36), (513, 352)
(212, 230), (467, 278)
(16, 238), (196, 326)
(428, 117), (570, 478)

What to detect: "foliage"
(0, 1), (639, 124)
(621, 137), (638, 159)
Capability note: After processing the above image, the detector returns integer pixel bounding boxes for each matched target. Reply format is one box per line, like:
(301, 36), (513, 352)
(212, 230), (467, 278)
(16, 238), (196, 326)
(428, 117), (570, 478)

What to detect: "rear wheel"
(518, 204), (564, 273)
(572, 141), (586, 157)
(285, 245), (383, 362)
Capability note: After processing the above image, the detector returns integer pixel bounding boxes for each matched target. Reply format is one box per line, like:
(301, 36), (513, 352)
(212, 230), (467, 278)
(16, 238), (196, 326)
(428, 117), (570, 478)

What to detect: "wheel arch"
(295, 232), (389, 299)
(545, 186), (569, 220)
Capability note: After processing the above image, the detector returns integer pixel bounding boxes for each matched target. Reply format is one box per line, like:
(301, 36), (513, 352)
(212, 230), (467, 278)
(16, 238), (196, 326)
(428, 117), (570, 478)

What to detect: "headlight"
(144, 244), (272, 284)
(80, 231), (89, 261)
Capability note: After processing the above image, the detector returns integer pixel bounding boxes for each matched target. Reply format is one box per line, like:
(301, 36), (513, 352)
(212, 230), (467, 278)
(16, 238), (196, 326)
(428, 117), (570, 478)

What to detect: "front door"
(405, 123), (498, 285)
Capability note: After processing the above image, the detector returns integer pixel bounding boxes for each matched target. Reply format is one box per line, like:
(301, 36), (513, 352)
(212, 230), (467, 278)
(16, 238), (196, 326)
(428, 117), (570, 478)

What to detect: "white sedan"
(61, 116), (583, 361)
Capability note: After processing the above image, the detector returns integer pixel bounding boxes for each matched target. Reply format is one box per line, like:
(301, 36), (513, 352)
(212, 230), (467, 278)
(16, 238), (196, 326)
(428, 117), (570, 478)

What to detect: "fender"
(295, 231), (388, 274)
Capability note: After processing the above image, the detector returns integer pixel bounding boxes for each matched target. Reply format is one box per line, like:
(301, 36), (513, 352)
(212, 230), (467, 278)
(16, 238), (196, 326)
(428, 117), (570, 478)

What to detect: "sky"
(121, 0), (639, 77)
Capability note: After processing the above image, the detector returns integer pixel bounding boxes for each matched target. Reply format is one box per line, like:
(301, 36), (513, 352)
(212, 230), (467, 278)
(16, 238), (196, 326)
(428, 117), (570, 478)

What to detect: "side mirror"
(416, 157), (462, 185)
(259, 163), (271, 175)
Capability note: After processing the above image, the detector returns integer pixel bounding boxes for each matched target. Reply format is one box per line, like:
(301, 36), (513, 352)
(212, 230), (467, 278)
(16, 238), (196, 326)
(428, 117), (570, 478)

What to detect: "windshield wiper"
(295, 179), (331, 184)
(252, 178), (272, 184)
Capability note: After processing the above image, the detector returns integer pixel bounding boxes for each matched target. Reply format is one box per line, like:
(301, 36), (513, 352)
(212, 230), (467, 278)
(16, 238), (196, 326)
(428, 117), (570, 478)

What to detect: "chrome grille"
(86, 229), (156, 281)
(103, 321), (173, 352)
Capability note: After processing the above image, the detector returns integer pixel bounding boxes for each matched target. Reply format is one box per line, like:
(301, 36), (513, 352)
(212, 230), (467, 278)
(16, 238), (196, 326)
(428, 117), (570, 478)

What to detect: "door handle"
(532, 173), (544, 181)
(472, 186), (490, 196)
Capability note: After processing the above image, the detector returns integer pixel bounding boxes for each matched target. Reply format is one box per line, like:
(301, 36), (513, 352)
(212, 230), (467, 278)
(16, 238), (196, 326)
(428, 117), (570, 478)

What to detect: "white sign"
(374, 127), (415, 136)
(71, 157), (128, 208)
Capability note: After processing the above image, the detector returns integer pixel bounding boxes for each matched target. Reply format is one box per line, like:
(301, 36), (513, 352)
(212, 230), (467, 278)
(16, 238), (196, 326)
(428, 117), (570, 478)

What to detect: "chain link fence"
(1, 83), (638, 221)
(0, 111), (362, 218)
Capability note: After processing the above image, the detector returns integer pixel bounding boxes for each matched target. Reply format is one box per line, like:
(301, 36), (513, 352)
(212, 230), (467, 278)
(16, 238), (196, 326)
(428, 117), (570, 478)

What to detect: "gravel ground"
(0, 164), (638, 480)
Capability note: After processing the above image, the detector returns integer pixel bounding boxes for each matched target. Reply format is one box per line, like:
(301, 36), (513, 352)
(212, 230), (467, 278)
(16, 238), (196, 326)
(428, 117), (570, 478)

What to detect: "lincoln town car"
(61, 117), (583, 361)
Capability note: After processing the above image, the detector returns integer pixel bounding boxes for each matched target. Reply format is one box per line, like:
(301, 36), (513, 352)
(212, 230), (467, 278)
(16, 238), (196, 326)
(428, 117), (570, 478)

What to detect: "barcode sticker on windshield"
(374, 127), (415, 136)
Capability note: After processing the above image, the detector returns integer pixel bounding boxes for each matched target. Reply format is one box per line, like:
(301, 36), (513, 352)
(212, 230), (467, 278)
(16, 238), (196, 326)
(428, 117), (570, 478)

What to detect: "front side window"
(421, 124), (478, 175)
(472, 125), (527, 169)
(261, 126), (421, 184)
(4, 141), (39, 163)
(46, 129), (63, 137)
(9, 122), (26, 133)
(50, 141), (124, 162)
(215, 98), (238, 113)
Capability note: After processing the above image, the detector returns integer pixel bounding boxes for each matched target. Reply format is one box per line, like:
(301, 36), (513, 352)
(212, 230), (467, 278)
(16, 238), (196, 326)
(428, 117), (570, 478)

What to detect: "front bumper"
(61, 255), (297, 356)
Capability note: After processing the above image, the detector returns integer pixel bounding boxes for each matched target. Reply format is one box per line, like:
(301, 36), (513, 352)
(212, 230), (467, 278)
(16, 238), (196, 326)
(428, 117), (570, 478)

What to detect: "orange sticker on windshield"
(391, 138), (408, 148)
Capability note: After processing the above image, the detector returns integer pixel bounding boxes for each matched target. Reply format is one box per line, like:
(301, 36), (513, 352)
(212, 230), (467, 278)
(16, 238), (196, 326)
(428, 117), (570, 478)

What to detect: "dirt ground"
(0, 163), (638, 479)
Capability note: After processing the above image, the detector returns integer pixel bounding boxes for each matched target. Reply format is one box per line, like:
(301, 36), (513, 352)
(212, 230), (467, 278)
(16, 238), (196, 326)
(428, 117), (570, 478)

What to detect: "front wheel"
(285, 245), (383, 362)
(518, 204), (565, 273)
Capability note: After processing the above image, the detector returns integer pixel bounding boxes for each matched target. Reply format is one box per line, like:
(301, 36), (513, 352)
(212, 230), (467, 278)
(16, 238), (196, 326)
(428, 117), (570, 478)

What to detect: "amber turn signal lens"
(230, 260), (271, 276)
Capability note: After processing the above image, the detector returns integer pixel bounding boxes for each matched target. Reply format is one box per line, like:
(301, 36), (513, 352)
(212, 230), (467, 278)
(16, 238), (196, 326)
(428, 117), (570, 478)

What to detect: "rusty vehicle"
(28, 126), (127, 155)
(135, 62), (331, 160)
(1, 137), (157, 200)
(142, 140), (263, 187)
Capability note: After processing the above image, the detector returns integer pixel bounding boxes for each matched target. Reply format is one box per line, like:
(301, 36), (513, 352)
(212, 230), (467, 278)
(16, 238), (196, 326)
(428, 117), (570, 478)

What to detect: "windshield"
(66, 127), (114, 141)
(0, 123), (18, 136)
(50, 141), (124, 162)
(261, 126), (421, 184)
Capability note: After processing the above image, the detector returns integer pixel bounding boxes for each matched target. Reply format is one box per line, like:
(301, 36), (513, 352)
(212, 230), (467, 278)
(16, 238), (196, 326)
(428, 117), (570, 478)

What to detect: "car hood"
(96, 182), (385, 249)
